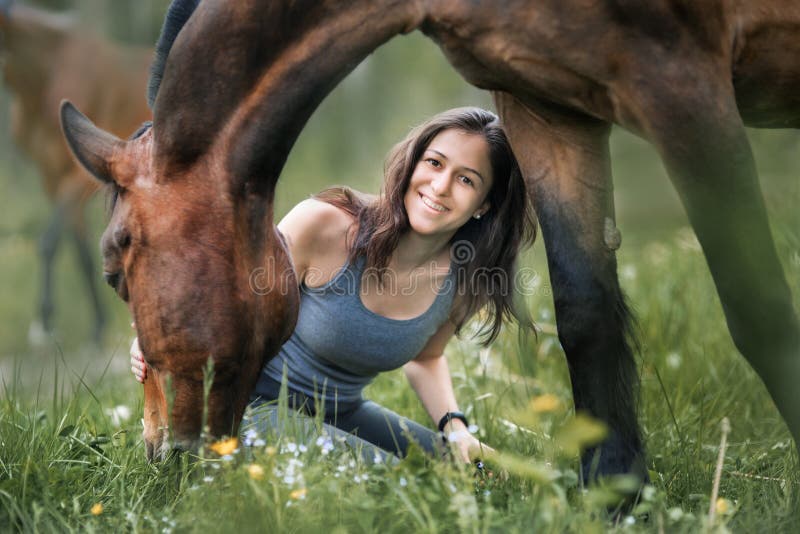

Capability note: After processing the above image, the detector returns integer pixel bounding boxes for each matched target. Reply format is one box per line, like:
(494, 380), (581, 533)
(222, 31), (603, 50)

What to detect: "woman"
(131, 107), (535, 462)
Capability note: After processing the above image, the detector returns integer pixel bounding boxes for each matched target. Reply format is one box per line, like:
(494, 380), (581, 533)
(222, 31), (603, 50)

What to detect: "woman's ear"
(474, 201), (490, 219)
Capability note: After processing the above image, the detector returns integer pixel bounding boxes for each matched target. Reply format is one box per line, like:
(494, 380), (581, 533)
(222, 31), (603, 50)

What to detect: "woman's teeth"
(421, 194), (447, 212)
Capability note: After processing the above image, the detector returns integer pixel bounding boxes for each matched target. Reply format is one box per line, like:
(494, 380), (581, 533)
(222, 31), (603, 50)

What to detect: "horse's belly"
(733, 11), (800, 128)
(422, 1), (619, 122)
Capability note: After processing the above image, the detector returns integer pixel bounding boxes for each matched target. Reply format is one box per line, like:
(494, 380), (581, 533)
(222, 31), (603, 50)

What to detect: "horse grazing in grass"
(61, 0), (800, 479)
(0, 0), (151, 344)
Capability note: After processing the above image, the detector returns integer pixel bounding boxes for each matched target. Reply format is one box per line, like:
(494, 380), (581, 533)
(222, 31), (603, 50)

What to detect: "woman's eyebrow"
(426, 149), (485, 184)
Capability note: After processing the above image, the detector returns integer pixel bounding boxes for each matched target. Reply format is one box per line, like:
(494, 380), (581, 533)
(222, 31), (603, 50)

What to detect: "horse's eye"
(114, 227), (131, 249)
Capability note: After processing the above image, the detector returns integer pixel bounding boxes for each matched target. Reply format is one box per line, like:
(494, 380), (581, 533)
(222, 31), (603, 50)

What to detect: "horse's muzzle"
(103, 271), (129, 301)
(103, 271), (120, 289)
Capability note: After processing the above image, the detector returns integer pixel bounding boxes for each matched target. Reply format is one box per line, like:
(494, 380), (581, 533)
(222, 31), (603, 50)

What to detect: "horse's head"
(60, 101), (298, 459)
(58, 0), (421, 459)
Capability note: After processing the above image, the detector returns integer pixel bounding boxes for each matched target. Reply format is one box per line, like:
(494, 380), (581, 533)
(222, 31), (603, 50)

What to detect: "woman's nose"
(431, 174), (451, 196)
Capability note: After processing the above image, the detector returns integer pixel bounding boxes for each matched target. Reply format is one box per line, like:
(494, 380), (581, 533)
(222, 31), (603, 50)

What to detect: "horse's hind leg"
(69, 205), (106, 345)
(34, 201), (66, 341)
(629, 72), (800, 446)
(495, 93), (647, 482)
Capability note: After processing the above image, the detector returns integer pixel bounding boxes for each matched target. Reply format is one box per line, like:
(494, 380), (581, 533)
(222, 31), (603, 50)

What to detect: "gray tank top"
(260, 256), (455, 403)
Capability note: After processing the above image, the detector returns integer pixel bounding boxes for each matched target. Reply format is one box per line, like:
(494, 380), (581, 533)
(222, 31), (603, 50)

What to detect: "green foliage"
(1, 216), (799, 531)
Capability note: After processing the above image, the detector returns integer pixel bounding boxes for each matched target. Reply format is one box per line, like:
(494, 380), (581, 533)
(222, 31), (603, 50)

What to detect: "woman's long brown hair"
(315, 107), (536, 344)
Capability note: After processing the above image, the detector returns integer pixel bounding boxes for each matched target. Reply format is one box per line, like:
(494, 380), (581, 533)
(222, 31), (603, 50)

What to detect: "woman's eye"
(427, 158), (441, 167)
(459, 176), (474, 187)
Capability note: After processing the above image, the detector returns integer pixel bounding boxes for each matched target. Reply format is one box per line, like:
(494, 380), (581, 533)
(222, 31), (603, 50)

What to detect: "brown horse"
(61, 0), (800, 481)
(0, 0), (151, 343)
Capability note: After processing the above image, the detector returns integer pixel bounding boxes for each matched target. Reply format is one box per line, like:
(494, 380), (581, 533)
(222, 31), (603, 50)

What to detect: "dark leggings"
(249, 375), (444, 459)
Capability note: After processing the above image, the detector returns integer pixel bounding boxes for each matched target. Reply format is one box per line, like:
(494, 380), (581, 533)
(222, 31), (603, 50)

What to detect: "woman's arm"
(404, 320), (492, 462)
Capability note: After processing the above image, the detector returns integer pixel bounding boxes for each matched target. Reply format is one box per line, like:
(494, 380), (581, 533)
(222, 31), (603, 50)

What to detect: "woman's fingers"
(130, 336), (146, 383)
(469, 441), (496, 462)
(446, 430), (482, 463)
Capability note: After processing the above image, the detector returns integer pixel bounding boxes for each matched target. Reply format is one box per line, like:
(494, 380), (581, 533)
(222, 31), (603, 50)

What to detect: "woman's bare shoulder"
(278, 198), (355, 275)
(288, 197), (352, 227)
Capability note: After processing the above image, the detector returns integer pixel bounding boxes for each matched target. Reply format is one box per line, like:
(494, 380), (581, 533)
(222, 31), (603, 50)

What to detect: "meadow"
(2, 12), (800, 532)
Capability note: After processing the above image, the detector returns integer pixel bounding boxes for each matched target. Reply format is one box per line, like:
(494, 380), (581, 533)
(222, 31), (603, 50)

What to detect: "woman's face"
(403, 129), (494, 239)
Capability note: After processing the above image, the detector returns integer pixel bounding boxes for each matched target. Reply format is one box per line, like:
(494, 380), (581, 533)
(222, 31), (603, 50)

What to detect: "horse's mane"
(147, 0), (200, 108)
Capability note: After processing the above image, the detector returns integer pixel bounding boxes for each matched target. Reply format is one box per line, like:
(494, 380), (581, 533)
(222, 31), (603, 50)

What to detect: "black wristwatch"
(437, 411), (469, 432)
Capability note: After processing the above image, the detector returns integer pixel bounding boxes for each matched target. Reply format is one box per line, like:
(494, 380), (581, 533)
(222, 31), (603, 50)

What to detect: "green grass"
(1, 221), (798, 531)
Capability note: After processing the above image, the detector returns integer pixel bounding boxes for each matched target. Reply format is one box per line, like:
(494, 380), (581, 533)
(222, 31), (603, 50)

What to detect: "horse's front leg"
(143, 366), (170, 461)
(623, 69), (800, 448)
(495, 93), (647, 483)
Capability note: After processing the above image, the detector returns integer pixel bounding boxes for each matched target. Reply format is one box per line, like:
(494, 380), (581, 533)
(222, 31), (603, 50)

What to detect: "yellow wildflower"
(531, 394), (561, 413)
(90, 503), (103, 516)
(715, 497), (732, 515)
(265, 446), (277, 457)
(209, 437), (238, 456)
(289, 488), (307, 500)
(247, 464), (265, 480)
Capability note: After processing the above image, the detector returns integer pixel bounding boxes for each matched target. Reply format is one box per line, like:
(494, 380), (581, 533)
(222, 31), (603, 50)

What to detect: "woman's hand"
(444, 421), (495, 463)
(130, 326), (147, 383)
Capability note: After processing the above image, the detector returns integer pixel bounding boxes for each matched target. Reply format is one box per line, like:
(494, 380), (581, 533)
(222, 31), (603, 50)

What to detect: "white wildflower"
(449, 493), (479, 532)
(316, 436), (334, 455)
(666, 352), (682, 369)
(667, 507), (683, 521)
(621, 264), (637, 281)
(105, 405), (131, 426)
(242, 428), (259, 447)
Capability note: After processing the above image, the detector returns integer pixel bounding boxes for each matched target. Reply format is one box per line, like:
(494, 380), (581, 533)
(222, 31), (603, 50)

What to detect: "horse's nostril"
(103, 271), (120, 289)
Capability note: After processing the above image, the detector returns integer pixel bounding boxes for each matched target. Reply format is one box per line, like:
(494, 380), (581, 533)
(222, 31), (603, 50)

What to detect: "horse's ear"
(60, 100), (126, 185)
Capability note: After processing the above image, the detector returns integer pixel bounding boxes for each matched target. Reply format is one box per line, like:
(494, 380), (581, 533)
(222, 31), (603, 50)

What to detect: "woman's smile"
(404, 129), (493, 238)
(419, 193), (449, 213)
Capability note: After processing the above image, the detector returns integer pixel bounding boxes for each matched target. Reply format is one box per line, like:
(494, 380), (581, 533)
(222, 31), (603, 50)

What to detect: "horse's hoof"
(27, 320), (48, 347)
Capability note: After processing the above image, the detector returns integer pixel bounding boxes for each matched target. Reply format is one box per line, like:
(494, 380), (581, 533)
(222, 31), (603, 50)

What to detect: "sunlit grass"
(1, 223), (798, 531)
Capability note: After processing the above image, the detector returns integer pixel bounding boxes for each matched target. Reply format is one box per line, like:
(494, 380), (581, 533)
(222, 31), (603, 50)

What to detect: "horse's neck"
(154, 0), (426, 194)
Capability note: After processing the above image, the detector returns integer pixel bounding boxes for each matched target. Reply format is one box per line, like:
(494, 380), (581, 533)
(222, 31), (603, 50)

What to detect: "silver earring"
(474, 213), (482, 220)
